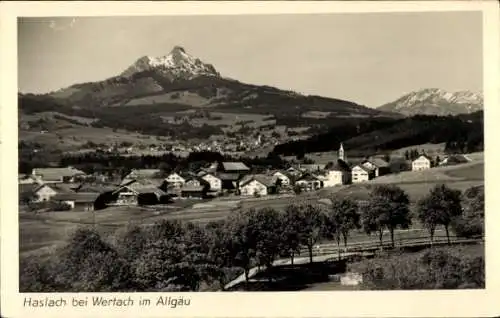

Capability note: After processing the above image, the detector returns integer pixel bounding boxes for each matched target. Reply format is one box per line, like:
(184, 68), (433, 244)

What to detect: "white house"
(32, 184), (58, 202)
(412, 155), (432, 171)
(165, 172), (186, 188)
(295, 173), (323, 191)
(239, 175), (275, 196)
(272, 171), (292, 186)
(201, 173), (222, 192)
(351, 165), (373, 183)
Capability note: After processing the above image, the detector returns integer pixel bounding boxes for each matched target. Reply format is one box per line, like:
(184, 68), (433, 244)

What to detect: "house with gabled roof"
(271, 170), (293, 186)
(351, 164), (374, 183)
(164, 172), (186, 188)
(19, 183), (59, 203)
(31, 166), (86, 184)
(239, 174), (276, 196)
(52, 192), (101, 211)
(295, 173), (324, 191)
(285, 166), (302, 177)
(412, 154), (433, 171)
(201, 172), (222, 193)
(361, 158), (390, 177)
(111, 180), (169, 206)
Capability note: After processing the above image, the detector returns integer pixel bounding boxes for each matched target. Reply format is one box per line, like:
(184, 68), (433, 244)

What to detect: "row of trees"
(20, 184), (483, 292)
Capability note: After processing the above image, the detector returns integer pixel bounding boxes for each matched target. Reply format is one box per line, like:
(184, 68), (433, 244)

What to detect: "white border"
(1, 2), (499, 318)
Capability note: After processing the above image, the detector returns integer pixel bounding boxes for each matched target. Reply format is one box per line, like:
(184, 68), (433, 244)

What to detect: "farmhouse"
(165, 172), (186, 188)
(201, 173), (222, 192)
(112, 181), (168, 206)
(285, 166), (302, 177)
(361, 158), (390, 177)
(295, 173), (323, 191)
(239, 175), (276, 196)
(51, 192), (100, 211)
(351, 165), (374, 183)
(412, 155), (433, 171)
(271, 171), (293, 186)
(31, 167), (86, 184)
(20, 184), (58, 202)
(180, 185), (208, 199)
(322, 160), (352, 187)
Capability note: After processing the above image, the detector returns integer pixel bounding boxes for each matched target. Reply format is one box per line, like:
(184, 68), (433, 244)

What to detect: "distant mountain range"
(377, 88), (483, 116)
(31, 46), (389, 119)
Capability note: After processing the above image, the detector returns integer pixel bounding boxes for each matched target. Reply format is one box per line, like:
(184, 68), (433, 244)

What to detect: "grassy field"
(20, 126), (169, 152)
(19, 158), (484, 258)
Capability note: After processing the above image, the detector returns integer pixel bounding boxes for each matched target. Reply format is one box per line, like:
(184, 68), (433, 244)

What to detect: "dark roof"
(19, 183), (40, 195)
(52, 192), (100, 203)
(297, 173), (322, 182)
(271, 170), (293, 179)
(298, 164), (326, 172)
(326, 159), (351, 172)
(75, 183), (117, 193)
(362, 158), (390, 168)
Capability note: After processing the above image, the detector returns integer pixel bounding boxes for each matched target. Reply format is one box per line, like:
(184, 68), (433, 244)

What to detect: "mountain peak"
(121, 46), (220, 79)
(171, 46), (186, 54)
(377, 88), (483, 116)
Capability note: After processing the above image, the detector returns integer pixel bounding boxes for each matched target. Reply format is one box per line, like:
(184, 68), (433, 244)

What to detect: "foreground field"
(19, 160), (484, 257)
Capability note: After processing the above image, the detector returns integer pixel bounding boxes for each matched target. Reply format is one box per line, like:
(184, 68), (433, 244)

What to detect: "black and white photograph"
(2, 3), (500, 317)
(14, 9), (488, 294)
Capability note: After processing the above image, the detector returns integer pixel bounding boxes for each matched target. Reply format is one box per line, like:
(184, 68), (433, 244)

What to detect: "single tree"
(297, 203), (326, 263)
(281, 204), (304, 265)
(361, 185), (412, 248)
(251, 208), (283, 281)
(223, 209), (258, 284)
(417, 184), (462, 245)
(324, 198), (361, 260)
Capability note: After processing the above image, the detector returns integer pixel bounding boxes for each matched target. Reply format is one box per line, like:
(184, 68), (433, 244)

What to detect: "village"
(18, 142), (472, 213)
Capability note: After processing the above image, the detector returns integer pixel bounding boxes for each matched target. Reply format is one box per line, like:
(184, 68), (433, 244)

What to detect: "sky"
(17, 12), (483, 107)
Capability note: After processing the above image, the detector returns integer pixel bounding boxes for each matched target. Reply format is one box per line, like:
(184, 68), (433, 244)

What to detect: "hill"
(272, 111), (483, 157)
(377, 88), (483, 116)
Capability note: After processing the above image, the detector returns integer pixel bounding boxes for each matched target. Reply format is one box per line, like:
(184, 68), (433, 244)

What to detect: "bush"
(357, 246), (484, 290)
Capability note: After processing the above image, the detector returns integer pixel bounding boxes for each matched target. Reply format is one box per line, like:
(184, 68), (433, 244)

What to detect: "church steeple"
(338, 142), (345, 162)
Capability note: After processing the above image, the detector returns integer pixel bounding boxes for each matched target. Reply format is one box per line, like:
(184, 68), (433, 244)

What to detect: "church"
(319, 143), (352, 187)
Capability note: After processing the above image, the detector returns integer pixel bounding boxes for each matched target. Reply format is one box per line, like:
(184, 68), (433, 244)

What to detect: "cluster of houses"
(18, 143), (472, 212)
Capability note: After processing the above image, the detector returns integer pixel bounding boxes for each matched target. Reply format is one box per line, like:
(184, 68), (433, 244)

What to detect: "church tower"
(338, 142), (345, 162)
